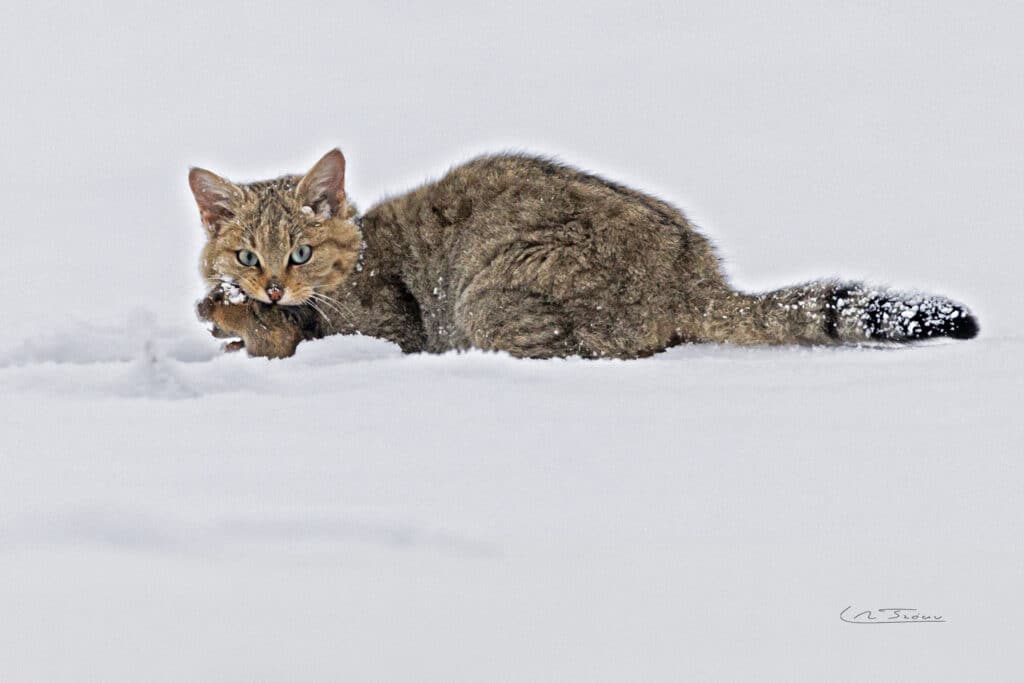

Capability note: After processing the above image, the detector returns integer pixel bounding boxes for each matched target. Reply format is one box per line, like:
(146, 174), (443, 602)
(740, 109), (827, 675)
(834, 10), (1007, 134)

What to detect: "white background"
(1, 1), (1020, 681)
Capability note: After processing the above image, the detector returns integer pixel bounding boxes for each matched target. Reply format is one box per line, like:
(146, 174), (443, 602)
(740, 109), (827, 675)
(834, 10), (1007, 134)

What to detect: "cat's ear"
(296, 149), (346, 219)
(189, 167), (241, 234)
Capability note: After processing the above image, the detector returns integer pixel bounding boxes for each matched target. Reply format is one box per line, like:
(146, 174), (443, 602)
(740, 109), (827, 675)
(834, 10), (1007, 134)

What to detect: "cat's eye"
(237, 249), (260, 267)
(290, 244), (313, 265)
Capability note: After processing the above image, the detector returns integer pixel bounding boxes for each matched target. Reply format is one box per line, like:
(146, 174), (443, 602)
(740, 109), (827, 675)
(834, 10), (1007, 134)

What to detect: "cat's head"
(189, 149), (362, 306)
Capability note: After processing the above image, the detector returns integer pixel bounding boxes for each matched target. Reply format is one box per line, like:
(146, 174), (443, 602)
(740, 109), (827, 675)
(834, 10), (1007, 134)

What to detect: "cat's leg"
(689, 280), (979, 345)
(196, 291), (306, 359)
(453, 287), (578, 358)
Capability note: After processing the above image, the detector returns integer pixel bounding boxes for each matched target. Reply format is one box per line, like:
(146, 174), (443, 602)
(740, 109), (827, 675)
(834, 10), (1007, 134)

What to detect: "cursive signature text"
(840, 606), (946, 624)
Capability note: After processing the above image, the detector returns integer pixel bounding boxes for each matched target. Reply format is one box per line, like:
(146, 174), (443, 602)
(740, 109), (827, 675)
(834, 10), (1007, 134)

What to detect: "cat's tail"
(693, 280), (978, 345)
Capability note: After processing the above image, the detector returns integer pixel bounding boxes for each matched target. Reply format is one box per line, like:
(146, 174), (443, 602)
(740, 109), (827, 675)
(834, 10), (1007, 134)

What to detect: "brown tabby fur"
(191, 149), (978, 359)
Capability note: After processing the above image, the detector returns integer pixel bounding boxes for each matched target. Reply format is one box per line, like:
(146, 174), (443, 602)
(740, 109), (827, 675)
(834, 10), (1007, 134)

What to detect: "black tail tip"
(947, 313), (979, 340)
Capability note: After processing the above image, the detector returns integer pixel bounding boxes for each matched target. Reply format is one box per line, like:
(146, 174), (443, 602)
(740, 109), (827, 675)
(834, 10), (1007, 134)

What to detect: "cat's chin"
(249, 299), (306, 311)
(259, 300), (304, 308)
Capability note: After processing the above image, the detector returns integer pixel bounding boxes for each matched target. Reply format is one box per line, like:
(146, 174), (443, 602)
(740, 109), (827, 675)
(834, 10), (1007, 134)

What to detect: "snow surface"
(2, 1), (1023, 681)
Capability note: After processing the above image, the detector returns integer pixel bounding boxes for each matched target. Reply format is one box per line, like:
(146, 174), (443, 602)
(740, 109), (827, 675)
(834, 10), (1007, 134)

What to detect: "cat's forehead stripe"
(233, 177), (307, 238)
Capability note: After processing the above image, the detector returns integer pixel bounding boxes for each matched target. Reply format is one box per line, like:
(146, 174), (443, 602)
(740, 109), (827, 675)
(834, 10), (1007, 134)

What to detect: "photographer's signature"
(840, 606), (946, 624)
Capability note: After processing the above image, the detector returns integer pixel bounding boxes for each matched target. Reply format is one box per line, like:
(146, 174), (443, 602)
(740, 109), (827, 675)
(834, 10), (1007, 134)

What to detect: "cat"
(191, 149), (978, 359)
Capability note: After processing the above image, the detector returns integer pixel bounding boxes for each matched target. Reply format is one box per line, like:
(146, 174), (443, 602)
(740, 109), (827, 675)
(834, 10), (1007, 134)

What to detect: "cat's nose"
(266, 284), (284, 302)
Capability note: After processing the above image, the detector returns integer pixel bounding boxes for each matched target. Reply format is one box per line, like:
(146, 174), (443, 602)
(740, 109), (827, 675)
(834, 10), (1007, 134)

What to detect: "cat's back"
(362, 153), (721, 312)
(430, 153), (684, 223)
(366, 153), (701, 250)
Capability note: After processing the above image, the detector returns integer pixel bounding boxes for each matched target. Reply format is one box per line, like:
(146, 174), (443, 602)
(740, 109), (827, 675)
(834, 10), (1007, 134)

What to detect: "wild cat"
(191, 149), (978, 359)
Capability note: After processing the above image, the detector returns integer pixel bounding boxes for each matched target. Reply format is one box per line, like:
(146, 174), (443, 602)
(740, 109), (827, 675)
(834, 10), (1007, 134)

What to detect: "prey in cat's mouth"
(208, 276), (306, 351)
(198, 276), (321, 357)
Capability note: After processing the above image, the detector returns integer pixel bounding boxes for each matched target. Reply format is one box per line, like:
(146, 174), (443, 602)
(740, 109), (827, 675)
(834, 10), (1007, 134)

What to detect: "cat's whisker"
(317, 295), (357, 321)
(309, 291), (344, 313)
(309, 290), (352, 319)
(313, 289), (355, 315)
(307, 299), (345, 323)
(305, 298), (331, 325)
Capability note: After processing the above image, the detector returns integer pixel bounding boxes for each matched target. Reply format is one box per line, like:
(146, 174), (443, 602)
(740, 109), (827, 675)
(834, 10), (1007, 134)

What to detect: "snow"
(3, 321), (1021, 682)
(217, 276), (249, 305)
(2, 1), (1023, 681)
